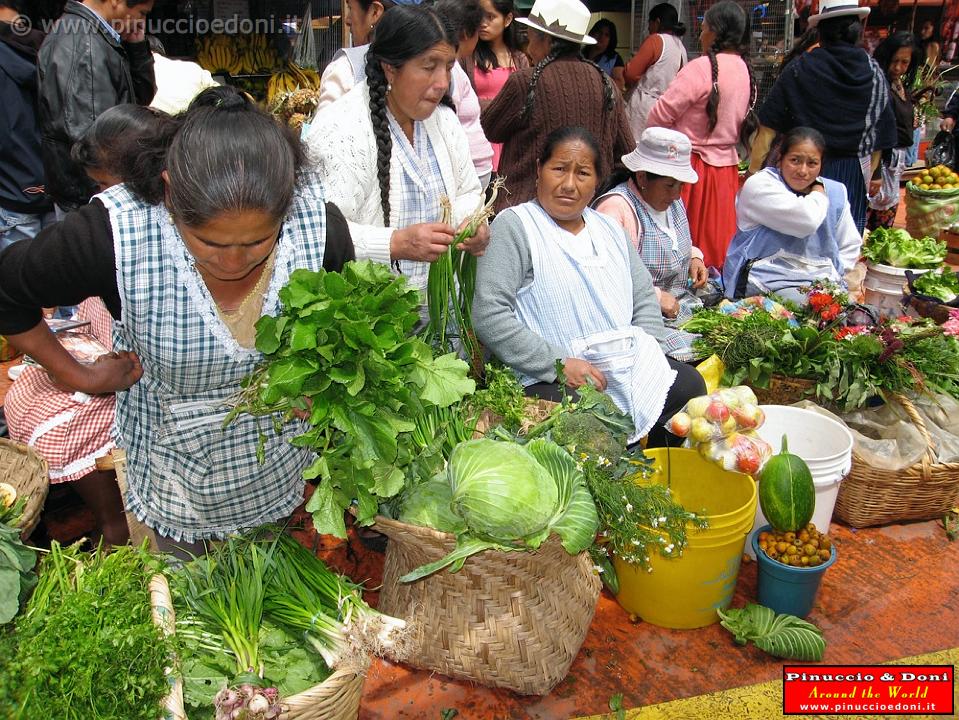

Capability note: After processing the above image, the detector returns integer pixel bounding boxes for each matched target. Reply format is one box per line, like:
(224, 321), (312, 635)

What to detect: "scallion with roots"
(270, 534), (412, 661)
(423, 179), (505, 376)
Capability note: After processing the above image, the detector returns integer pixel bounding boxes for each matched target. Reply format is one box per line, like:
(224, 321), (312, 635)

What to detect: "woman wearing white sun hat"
(748, 0), (897, 234)
(594, 127), (703, 362)
(481, 0), (633, 213)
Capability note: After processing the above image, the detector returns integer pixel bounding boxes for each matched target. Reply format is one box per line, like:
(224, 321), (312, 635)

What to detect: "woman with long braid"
(481, 0), (633, 213)
(307, 5), (488, 300)
(646, 0), (758, 270)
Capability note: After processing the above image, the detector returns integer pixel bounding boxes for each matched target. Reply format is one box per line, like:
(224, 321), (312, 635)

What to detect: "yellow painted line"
(577, 648), (959, 720)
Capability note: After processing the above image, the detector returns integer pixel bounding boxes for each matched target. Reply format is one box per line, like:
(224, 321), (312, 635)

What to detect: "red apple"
(668, 412), (692, 437)
(704, 400), (730, 424)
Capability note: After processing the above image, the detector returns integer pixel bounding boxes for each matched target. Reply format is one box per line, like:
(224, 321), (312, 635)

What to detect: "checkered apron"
(510, 203), (675, 438)
(388, 112), (447, 297)
(98, 178), (328, 542)
(5, 298), (115, 483)
(606, 186), (701, 361)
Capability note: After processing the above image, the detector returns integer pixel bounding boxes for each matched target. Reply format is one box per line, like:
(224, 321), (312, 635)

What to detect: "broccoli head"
(551, 412), (626, 461)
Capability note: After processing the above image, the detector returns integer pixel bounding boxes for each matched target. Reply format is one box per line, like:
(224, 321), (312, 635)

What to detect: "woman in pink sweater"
(647, 0), (757, 269)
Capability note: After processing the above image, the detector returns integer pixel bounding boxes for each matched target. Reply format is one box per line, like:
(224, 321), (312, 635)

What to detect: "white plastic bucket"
(863, 262), (929, 316)
(745, 405), (854, 558)
(863, 262), (914, 293)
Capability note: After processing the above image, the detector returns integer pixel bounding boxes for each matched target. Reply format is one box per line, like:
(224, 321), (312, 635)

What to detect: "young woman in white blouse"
(723, 126), (862, 302)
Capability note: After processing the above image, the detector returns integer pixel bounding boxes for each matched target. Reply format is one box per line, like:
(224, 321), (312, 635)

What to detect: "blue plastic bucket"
(752, 524), (837, 618)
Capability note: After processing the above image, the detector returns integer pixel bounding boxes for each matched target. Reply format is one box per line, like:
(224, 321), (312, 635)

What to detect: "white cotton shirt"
(736, 170), (863, 273)
(316, 53), (356, 112)
(637, 195), (678, 248)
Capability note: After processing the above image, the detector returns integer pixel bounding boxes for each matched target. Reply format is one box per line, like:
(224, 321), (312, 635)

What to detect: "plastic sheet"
(793, 395), (959, 471)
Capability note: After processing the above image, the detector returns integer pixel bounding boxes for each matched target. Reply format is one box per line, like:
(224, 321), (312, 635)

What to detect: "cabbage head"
(449, 439), (558, 542)
(398, 474), (466, 535)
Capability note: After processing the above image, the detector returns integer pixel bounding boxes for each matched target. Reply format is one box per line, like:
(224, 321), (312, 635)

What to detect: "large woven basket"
(152, 572), (368, 720)
(834, 394), (959, 527)
(0, 438), (49, 539)
(749, 375), (815, 406)
(373, 514), (601, 695)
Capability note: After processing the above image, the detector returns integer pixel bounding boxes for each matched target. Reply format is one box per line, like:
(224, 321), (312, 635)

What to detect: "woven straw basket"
(0, 438), (49, 539)
(749, 375), (815, 406)
(151, 572), (368, 720)
(834, 394), (959, 527)
(373, 514), (601, 695)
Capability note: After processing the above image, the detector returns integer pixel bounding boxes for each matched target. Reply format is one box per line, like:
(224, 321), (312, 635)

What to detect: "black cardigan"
(0, 199), (354, 336)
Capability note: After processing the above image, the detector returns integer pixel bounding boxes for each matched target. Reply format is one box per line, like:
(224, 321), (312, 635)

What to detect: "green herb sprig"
(423, 179), (504, 373)
(0, 541), (173, 720)
(582, 457), (707, 572)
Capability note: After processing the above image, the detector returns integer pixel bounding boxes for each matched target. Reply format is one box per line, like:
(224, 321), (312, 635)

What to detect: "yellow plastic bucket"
(614, 448), (757, 629)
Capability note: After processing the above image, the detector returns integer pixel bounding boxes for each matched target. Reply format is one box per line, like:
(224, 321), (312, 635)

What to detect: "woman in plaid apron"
(0, 89), (355, 553)
(595, 128), (706, 362)
(474, 127), (705, 448)
(307, 5), (489, 303)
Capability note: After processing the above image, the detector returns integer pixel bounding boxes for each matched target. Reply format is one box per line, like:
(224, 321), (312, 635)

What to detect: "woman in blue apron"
(473, 126), (705, 448)
(724, 126), (862, 303)
(594, 127), (707, 362)
(0, 88), (355, 557)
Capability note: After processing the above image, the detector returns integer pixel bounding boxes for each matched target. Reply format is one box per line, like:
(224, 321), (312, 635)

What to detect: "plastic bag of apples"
(665, 386), (773, 475)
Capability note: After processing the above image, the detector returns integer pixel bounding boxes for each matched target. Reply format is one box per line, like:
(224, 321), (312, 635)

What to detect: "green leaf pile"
(913, 267), (959, 303)
(717, 603), (826, 661)
(0, 522), (36, 624)
(233, 261), (475, 538)
(862, 227), (946, 269)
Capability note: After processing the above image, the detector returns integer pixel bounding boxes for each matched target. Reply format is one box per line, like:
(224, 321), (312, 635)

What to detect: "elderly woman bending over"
(473, 126), (705, 448)
(595, 127), (706, 361)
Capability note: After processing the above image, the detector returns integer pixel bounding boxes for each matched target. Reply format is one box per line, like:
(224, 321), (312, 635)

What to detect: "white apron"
(511, 203), (675, 439)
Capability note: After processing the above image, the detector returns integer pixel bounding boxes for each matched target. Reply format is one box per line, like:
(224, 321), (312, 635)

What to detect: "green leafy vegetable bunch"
(232, 260), (475, 538)
(0, 541), (174, 720)
(862, 227), (946, 268)
(913, 268), (959, 303)
(0, 521), (36, 625)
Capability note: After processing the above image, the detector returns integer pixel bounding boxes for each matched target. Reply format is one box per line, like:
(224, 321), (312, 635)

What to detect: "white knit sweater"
(305, 81), (483, 266)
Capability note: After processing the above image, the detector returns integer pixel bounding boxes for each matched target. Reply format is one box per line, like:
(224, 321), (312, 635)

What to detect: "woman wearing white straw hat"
(748, 0), (897, 234)
(594, 127), (704, 361)
(480, 0), (633, 213)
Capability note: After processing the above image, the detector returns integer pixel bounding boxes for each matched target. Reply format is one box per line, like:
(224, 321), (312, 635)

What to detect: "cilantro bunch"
(231, 261), (475, 538)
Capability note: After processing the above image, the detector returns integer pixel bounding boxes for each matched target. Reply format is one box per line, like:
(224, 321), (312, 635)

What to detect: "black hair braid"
(739, 50), (760, 149)
(366, 58), (393, 227)
(520, 51), (559, 122)
(582, 57), (616, 113)
(705, 48), (720, 134)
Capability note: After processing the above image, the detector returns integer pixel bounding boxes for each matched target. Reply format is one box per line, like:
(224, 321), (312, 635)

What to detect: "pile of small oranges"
(758, 523), (833, 567)
(913, 164), (959, 191)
